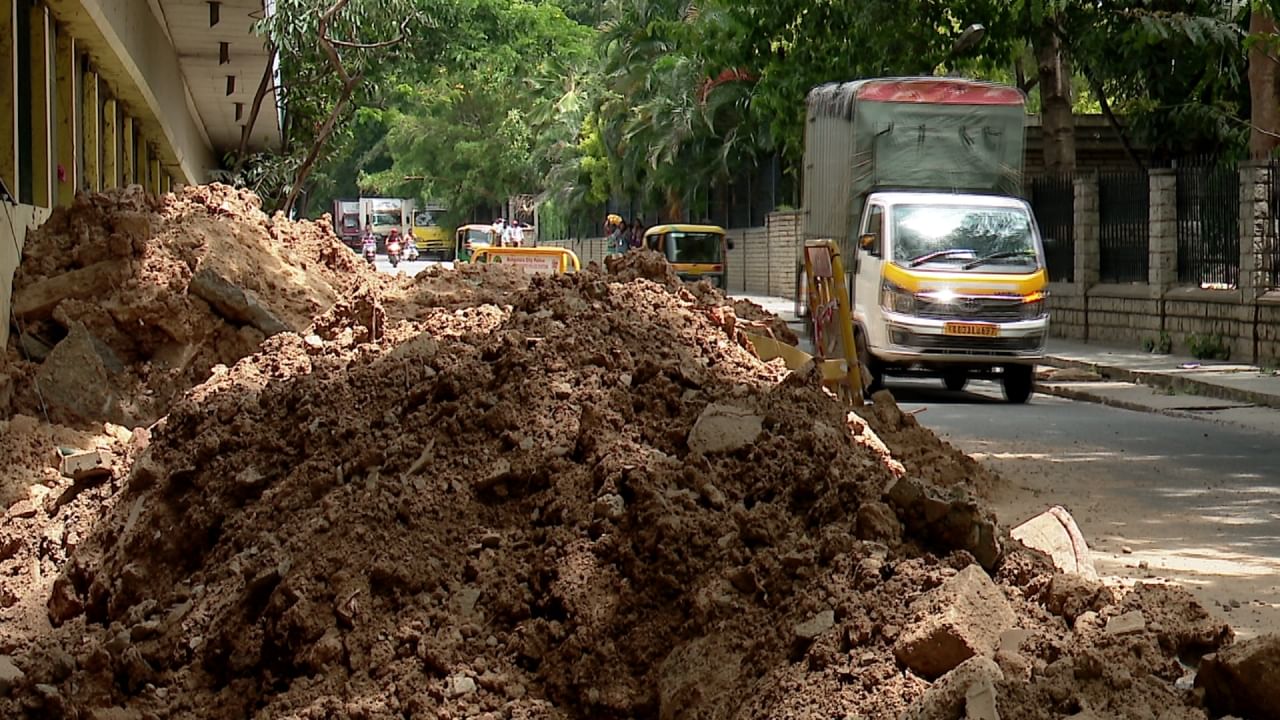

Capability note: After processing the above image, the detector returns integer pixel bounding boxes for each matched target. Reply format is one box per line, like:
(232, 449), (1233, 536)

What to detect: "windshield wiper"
(909, 249), (975, 267)
(961, 250), (1037, 270)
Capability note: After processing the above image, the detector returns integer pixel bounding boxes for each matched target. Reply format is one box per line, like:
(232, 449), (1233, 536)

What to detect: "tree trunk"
(233, 46), (277, 175)
(1249, 8), (1280, 159)
(1033, 27), (1075, 174)
(281, 78), (358, 216)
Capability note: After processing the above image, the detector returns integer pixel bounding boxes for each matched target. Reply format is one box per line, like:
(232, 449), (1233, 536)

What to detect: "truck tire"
(1002, 364), (1034, 404)
(942, 368), (968, 392)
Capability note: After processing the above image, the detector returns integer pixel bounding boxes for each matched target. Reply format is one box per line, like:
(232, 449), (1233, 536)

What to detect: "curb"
(1033, 383), (1248, 423)
(1040, 356), (1280, 411)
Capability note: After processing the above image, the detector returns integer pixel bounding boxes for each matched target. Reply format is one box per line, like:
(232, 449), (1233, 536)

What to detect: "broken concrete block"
(794, 610), (835, 642)
(687, 403), (763, 455)
(59, 448), (111, 481)
(0, 655), (25, 695)
(895, 565), (1018, 679)
(855, 501), (902, 543)
(190, 266), (291, 336)
(1104, 611), (1145, 636)
(1011, 506), (1097, 580)
(1044, 573), (1112, 623)
(12, 259), (129, 320)
(900, 656), (1004, 720)
(36, 322), (128, 425)
(886, 476), (1002, 570)
(1197, 633), (1280, 720)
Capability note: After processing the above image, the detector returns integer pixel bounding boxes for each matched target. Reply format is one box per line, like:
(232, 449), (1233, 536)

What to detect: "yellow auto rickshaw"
(455, 224), (499, 262)
(642, 224), (734, 287)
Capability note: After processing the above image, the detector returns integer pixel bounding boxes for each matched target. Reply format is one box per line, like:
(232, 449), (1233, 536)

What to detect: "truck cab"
(852, 192), (1048, 402)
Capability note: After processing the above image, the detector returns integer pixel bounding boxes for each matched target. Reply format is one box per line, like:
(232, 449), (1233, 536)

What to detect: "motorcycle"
(362, 242), (377, 267)
(403, 239), (419, 262)
(387, 237), (402, 268)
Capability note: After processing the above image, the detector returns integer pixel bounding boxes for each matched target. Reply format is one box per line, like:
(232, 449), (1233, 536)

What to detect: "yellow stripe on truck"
(882, 263), (1047, 296)
(675, 264), (723, 274)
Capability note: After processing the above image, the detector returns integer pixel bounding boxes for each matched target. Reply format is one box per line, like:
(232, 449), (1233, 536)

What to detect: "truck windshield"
(892, 205), (1039, 272)
(665, 232), (723, 264)
(415, 211), (440, 227)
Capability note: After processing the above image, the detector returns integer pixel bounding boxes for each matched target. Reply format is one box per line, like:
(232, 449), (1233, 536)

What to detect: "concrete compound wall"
(1046, 164), (1280, 365)
(1, 204), (53, 348)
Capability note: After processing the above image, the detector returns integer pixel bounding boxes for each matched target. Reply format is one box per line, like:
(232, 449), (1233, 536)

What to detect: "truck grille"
(891, 330), (1043, 356)
(916, 295), (1023, 321)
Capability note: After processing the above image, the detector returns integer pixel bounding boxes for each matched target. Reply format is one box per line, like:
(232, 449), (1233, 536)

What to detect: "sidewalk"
(1042, 339), (1280, 412)
(732, 292), (1280, 419)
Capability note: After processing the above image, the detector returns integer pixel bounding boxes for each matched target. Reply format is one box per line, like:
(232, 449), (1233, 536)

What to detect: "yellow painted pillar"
(138, 138), (149, 190)
(102, 97), (117, 188)
(0, 0), (15, 197)
(82, 68), (98, 191)
(149, 154), (160, 195)
(121, 115), (133, 186)
(53, 24), (74, 206)
(162, 173), (170, 194)
(28, 5), (49, 207)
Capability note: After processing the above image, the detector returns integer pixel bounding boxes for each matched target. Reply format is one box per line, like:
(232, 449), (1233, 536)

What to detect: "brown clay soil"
(0, 202), (1261, 718)
(2, 184), (383, 428)
(0, 267), (1243, 718)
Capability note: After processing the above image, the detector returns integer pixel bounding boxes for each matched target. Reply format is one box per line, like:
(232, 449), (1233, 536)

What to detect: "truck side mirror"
(859, 233), (880, 256)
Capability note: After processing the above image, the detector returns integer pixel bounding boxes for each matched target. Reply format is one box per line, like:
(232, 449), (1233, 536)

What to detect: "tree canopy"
(233, 0), (1280, 223)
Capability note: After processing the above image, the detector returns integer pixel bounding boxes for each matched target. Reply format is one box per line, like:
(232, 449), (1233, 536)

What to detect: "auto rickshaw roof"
(643, 224), (727, 238)
(457, 224), (497, 232)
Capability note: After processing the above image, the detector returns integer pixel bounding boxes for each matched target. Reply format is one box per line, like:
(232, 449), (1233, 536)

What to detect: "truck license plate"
(943, 322), (999, 337)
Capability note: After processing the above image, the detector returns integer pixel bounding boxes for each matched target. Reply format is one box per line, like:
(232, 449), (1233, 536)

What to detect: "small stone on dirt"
(687, 403), (763, 454)
(445, 674), (478, 698)
(794, 610), (836, 642)
(0, 655), (25, 694)
(1104, 611), (1145, 636)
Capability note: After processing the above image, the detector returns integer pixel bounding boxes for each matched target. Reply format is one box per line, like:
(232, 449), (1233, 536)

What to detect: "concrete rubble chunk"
(895, 565), (1017, 679)
(0, 655), (25, 695)
(886, 477), (1002, 570)
(794, 610), (836, 642)
(1104, 610), (1146, 636)
(900, 656), (1004, 720)
(36, 322), (128, 425)
(59, 448), (112, 481)
(1010, 506), (1098, 580)
(687, 403), (763, 455)
(12, 259), (129, 320)
(190, 266), (292, 337)
(445, 674), (478, 698)
(1196, 633), (1280, 720)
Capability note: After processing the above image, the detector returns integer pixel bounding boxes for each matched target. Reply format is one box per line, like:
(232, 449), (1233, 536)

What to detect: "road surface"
(892, 377), (1280, 638)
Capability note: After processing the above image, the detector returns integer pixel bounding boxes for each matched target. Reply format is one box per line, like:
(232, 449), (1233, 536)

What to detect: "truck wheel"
(942, 369), (968, 392)
(1002, 364), (1034, 404)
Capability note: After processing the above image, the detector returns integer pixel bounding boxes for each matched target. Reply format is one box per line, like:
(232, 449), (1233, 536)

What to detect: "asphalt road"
(891, 376), (1280, 637)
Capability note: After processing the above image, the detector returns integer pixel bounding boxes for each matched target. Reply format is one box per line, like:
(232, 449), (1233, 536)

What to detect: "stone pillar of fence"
(1073, 173), (1100, 287)
(1147, 169), (1177, 291)
(1239, 161), (1272, 299)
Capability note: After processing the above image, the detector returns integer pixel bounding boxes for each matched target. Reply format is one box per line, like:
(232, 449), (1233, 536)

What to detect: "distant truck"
(801, 77), (1048, 403)
(333, 199), (362, 248)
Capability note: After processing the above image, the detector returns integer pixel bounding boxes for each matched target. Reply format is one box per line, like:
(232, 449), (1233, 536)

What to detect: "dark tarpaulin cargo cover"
(803, 77), (1028, 242)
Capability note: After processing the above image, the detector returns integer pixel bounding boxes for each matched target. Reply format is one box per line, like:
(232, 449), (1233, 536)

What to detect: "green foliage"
(1142, 332), (1172, 354)
(1186, 332), (1232, 361)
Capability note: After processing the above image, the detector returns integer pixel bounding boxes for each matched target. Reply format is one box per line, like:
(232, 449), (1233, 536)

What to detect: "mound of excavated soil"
(0, 264), (1237, 720)
(3, 184), (380, 427)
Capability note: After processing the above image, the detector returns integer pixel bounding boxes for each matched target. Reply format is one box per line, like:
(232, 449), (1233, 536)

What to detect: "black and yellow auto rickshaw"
(641, 224), (733, 287)
(454, 224), (499, 262)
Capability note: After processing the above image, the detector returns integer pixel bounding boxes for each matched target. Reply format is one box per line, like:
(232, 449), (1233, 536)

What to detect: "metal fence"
(1027, 174), (1075, 282)
(1098, 170), (1150, 283)
(1266, 161), (1280, 291)
(1176, 158), (1239, 289)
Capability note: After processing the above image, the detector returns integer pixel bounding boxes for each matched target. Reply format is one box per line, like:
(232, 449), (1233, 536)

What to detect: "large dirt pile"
(2, 184), (379, 427)
(0, 265), (1238, 719)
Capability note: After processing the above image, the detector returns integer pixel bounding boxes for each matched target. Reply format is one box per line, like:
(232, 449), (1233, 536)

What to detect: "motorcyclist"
(361, 226), (378, 266)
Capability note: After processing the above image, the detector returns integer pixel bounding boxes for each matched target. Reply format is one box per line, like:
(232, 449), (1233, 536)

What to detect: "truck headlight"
(881, 281), (916, 314)
(1021, 291), (1047, 320)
